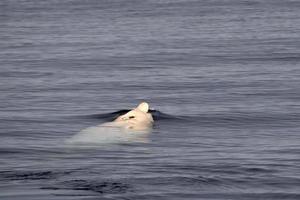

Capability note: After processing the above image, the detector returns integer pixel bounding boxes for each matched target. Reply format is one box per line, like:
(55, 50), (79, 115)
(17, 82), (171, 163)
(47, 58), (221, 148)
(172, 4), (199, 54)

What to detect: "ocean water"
(1, 0), (300, 199)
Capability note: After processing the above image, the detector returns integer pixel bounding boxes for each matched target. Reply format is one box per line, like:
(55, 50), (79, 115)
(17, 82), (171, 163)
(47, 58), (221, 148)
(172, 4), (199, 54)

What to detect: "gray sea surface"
(1, 0), (300, 199)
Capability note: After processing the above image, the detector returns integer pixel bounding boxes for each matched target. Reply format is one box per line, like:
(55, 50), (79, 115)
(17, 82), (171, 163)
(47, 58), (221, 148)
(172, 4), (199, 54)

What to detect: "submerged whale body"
(67, 102), (154, 145)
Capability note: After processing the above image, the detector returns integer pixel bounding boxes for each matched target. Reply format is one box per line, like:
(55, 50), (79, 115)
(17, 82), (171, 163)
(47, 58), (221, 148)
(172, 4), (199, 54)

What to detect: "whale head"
(114, 102), (154, 130)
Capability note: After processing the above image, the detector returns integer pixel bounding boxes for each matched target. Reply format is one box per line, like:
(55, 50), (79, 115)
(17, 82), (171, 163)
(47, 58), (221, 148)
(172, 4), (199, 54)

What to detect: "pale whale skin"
(113, 102), (154, 131)
(67, 102), (154, 144)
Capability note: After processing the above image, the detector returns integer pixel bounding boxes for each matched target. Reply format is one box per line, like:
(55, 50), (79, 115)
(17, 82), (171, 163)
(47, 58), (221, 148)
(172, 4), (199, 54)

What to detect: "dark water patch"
(169, 176), (225, 188)
(83, 109), (131, 122)
(41, 179), (131, 194)
(242, 167), (276, 174)
(0, 170), (71, 181)
(0, 148), (22, 154)
(0, 71), (53, 78)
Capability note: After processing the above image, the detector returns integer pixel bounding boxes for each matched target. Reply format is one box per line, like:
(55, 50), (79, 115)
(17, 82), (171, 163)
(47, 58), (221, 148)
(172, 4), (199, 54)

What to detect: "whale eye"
(129, 116), (135, 119)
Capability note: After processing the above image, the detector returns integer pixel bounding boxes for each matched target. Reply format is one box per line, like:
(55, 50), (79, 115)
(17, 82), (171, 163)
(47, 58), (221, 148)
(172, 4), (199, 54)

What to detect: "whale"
(113, 102), (154, 130)
(67, 102), (154, 145)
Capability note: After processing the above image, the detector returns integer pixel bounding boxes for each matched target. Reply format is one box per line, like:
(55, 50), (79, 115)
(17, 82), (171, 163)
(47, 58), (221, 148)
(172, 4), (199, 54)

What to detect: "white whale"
(67, 102), (154, 145)
(113, 102), (154, 131)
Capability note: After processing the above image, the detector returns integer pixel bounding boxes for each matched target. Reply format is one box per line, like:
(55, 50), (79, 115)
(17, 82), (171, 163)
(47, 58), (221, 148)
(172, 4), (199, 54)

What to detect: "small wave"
(41, 179), (131, 194)
(0, 170), (71, 181)
(72, 109), (300, 129)
(0, 71), (53, 78)
(194, 112), (300, 128)
(83, 109), (178, 121)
